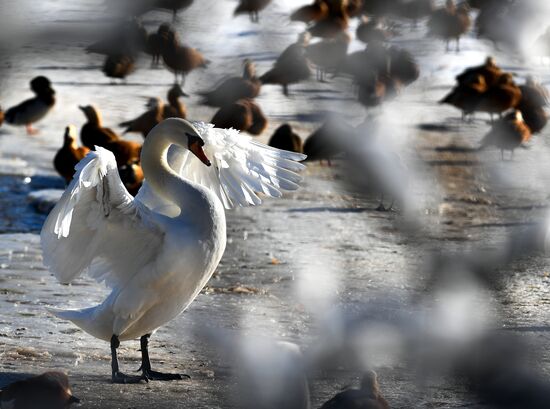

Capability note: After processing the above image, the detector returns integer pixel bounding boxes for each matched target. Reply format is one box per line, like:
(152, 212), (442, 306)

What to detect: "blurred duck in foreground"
(479, 110), (531, 160)
(427, 0), (471, 52)
(163, 84), (188, 119)
(268, 124), (304, 153)
(54, 125), (90, 184)
(120, 97), (165, 138)
(5, 76), (56, 135)
(145, 23), (178, 67)
(306, 31), (351, 82)
(0, 371), (79, 409)
(290, 0), (328, 23)
(103, 54), (136, 82)
(260, 33), (312, 96)
(211, 99), (267, 135)
(308, 0), (349, 39)
(356, 16), (393, 45)
(162, 40), (209, 85)
(474, 73), (521, 123)
(517, 76), (549, 134)
(234, 0), (272, 22)
(200, 60), (261, 107)
(319, 370), (390, 409)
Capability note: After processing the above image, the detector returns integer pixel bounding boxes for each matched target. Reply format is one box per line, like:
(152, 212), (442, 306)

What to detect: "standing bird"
(41, 119), (305, 383)
(479, 110), (531, 160)
(211, 99), (267, 135)
(517, 76), (549, 133)
(320, 370), (390, 409)
(54, 125), (91, 184)
(0, 372), (79, 409)
(5, 76), (56, 135)
(306, 31), (351, 82)
(145, 23), (178, 66)
(474, 73), (522, 122)
(427, 0), (471, 51)
(119, 97), (165, 138)
(162, 42), (209, 85)
(260, 33), (312, 96)
(163, 84), (188, 119)
(79, 105), (119, 149)
(199, 60), (261, 107)
(456, 56), (502, 88)
(268, 124), (304, 153)
(234, 0), (272, 23)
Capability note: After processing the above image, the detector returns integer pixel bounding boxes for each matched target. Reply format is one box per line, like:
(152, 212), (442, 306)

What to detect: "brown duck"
(268, 124), (304, 153)
(162, 41), (209, 84)
(479, 110), (531, 159)
(163, 84), (188, 119)
(474, 73), (522, 122)
(517, 76), (549, 133)
(308, 0), (349, 39)
(145, 23), (178, 66)
(306, 31), (351, 81)
(54, 125), (91, 184)
(79, 105), (119, 149)
(200, 60), (261, 107)
(440, 74), (487, 120)
(211, 98), (267, 136)
(119, 97), (164, 138)
(427, 0), (471, 51)
(456, 56), (502, 88)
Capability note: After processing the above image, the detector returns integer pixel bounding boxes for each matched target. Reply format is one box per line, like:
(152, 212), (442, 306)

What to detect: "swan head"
(161, 118), (211, 167)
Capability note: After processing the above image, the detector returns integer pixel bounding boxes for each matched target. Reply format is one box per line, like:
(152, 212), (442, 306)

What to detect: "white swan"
(40, 118), (306, 383)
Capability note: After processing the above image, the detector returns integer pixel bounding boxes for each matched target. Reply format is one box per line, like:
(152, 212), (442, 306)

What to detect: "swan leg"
(139, 334), (188, 381)
(111, 335), (146, 384)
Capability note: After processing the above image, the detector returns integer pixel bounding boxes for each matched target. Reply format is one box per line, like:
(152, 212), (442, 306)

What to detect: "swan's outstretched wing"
(170, 122), (306, 209)
(41, 147), (163, 289)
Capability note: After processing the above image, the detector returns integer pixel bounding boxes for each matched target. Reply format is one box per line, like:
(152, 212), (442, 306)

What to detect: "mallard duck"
(211, 99), (267, 136)
(163, 84), (188, 119)
(319, 370), (390, 409)
(54, 125), (91, 184)
(162, 42), (209, 84)
(145, 23), (178, 66)
(5, 76), (56, 135)
(79, 105), (119, 149)
(200, 60), (261, 107)
(290, 0), (329, 23)
(474, 73), (522, 122)
(0, 372), (79, 409)
(120, 97), (164, 138)
(234, 0), (272, 23)
(103, 54), (136, 81)
(260, 33), (312, 96)
(268, 124), (303, 153)
(479, 110), (531, 159)
(306, 31), (351, 81)
(427, 0), (471, 51)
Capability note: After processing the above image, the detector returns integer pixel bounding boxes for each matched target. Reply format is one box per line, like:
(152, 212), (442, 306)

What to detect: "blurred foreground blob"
(427, 0), (471, 52)
(0, 372), (79, 409)
(268, 124), (304, 154)
(478, 110), (531, 160)
(5, 76), (56, 135)
(319, 370), (390, 409)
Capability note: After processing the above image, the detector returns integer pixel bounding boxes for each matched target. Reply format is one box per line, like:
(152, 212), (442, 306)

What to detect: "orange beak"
(189, 141), (211, 167)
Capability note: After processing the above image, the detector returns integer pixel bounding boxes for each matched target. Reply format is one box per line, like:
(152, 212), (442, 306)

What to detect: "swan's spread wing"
(174, 122), (306, 209)
(41, 147), (163, 289)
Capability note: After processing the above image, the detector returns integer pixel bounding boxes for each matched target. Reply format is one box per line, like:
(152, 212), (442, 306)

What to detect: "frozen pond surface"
(2, 0), (550, 407)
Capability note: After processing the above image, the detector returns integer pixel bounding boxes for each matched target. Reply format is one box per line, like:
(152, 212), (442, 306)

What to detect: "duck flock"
(3, 0), (550, 407)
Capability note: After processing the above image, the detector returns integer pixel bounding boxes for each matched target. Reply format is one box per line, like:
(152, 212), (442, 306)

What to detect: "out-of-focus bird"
(234, 0), (272, 22)
(319, 370), (390, 409)
(479, 110), (531, 160)
(268, 124), (304, 153)
(427, 0), (471, 51)
(118, 162), (144, 196)
(120, 97), (165, 138)
(440, 74), (487, 120)
(474, 73), (522, 122)
(211, 99), (267, 136)
(388, 46), (419, 86)
(145, 23), (178, 66)
(0, 371), (79, 409)
(395, 0), (435, 27)
(306, 31), (351, 81)
(102, 54), (136, 81)
(456, 56), (502, 88)
(79, 105), (119, 149)
(290, 0), (329, 23)
(5, 76), (56, 135)
(54, 125), (91, 184)
(163, 84), (188, 119)
(155, 0), (194, 20)
(200, 60), (261, 107)
(356, 16), (392, 44)
(86, 18), (146, 57)
(303, 120), (347, 165)
(41, 119), (305, 383)
(517, 76), (549, 133)
(162, 42), (209, 85)
(308, 1), (349, 39)
(260, 33), (312, 96)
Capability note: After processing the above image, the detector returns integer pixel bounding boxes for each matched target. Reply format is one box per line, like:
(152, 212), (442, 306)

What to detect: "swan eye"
(186, 133), (205, 147)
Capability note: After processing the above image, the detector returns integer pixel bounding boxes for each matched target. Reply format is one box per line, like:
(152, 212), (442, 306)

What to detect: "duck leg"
(139, 334), (188, 381)
(111, 335), (145, 384)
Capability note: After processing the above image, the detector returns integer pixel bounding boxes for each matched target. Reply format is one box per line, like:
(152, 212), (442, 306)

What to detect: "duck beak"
(187, 133), (211, 167)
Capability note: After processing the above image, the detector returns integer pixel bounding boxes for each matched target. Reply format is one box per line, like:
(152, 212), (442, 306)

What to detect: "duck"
(308, 1), (349, 39)
(162, 42), (209, 85)
(234, 0), (272, 23)
(306, 31), (351, 82)
(290, 0), (329, 23)
(211, 99), (267, 136)
(427, 0), (471, 51)
(474, 73), (522, 122)
(0, 372), (79, 409)
(103, 138), (142, 168)
(163, 84), (188, 119)
(319, 370), (390, 409)
(118, 162), (144, 197)
(5, 76), (56, 135)
(517, 76), (549, 133)
(356, 16), (392, 44)
(54, 125), (91, 184)
(303, 120), (345, 165)
(41, 118), (305, 384)
(103, 54), (136, 81)
(268, 124), (304, 153)
(440, 74), (487, 120)
(145, 23), (178, 66)
(479, 110), (531, 160)
(260, 32), (312, 96)
(456, 56), (503, 88)
(79, 105), (119, 149)
(388, 46), (420, 86)
(199, 60), (261, 107)
(120, 97), (165, 138)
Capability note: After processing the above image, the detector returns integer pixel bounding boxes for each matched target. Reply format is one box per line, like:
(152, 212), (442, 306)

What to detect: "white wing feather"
(40, 147), (163, 289)
(171, 122), (307, 209)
